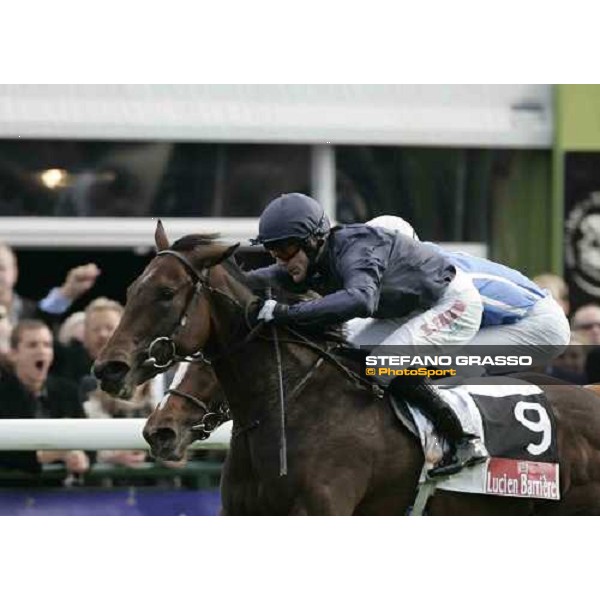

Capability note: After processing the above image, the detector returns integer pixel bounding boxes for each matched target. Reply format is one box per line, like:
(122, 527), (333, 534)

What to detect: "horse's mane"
(170, 233), (346, 344)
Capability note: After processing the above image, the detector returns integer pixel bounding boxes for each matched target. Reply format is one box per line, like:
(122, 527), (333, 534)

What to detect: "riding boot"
(387, 375), (488, 477)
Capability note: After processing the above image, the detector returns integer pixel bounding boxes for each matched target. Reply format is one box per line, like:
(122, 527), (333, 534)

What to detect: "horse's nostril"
(153, 428), (177, 445)
(93, 361), (130, 384)
(144, 427), (180, 460)
(145, 427), (178, 454)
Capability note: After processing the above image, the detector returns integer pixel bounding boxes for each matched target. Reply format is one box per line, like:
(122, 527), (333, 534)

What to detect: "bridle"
(141, 248), (252, 438)
(166, 382), (231, 440)
(142, 248), (264, 374)
(142, 249), (217, 371)
(146, 251), (236, 436)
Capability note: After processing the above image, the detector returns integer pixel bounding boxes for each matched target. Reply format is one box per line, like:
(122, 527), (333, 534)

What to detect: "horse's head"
(93, 220), (240, 398)
(143, 362), (226, 461)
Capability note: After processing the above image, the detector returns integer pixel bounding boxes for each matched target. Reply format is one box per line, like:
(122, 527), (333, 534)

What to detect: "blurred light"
(40, 168), (68, 189)
(98, 171), (116, 183)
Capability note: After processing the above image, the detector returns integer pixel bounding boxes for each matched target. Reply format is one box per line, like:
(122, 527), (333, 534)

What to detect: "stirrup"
(427, 439), (488, 478)
(427, 458), (464, 478)
(427, 454), (487, 478)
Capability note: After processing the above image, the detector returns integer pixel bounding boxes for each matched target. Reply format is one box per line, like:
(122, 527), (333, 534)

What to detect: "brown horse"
(95, 222), (600, 515)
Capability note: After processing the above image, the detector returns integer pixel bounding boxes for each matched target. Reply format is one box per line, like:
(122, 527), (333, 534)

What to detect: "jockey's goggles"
(264, 239), (303, 261)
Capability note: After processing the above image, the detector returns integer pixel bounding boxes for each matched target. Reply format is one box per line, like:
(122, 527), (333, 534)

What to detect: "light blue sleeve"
(38, 287), (73, 314)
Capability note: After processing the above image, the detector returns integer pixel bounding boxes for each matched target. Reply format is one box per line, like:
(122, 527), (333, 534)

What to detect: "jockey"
(366, 215), (571, 360)
(247, 192), (488, 477)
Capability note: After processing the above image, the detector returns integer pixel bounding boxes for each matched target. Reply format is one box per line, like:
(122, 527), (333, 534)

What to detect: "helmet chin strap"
(303, 234), (328, 276)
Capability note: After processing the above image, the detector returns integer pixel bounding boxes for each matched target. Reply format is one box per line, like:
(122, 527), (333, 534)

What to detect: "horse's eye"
(158, 288), (176, 301)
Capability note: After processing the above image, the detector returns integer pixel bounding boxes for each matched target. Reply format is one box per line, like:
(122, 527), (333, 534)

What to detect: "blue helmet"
(251, 193), (331, 246)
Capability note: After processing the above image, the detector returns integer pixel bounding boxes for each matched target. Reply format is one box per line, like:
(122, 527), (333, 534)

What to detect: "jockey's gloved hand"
(256, 299), (289, 323)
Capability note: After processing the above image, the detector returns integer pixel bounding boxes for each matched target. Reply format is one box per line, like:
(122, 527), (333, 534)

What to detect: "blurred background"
(0, 84), (563, 298)
(0, 83), (598, 514)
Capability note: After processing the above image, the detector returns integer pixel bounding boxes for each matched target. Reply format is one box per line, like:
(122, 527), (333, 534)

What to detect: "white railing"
(0, 216), (488, 257)
(0, 217), (260, 249)
(0, 419), (232, 451)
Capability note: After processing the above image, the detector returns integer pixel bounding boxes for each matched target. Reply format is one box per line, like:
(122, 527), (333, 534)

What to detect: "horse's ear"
(203, 243), (241, 267)
(222, 243), (240, 262)
(155, 219), (169, 251)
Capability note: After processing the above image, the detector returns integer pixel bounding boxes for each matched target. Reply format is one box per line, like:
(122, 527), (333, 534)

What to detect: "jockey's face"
(275, 247), (309, 283)
(266, 239), (310, 283)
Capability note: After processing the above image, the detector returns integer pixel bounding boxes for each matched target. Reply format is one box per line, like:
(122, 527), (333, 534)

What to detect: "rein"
(277, 326), (384, 398)
(266, 287), (287, 476)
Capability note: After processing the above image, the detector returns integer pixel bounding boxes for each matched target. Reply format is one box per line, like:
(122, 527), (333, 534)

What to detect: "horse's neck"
(211, 339), (317, 426)
(205, 265), (262, 412)
(206, 295), (307, 420)
(205, 263), (254, 349)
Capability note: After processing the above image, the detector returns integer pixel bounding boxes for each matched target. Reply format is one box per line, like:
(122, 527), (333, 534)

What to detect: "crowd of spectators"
(533, 272), (600, 385)
(0, 319), (88, 483)
(0, 241), (168, 486)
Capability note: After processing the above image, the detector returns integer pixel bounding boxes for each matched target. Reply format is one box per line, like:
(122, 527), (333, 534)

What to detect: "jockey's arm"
(276, 286), (377, 326)
(274, 244), (386, 327)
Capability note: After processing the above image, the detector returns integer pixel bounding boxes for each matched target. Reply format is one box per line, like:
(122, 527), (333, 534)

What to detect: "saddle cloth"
(404, 376), (561, 501)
